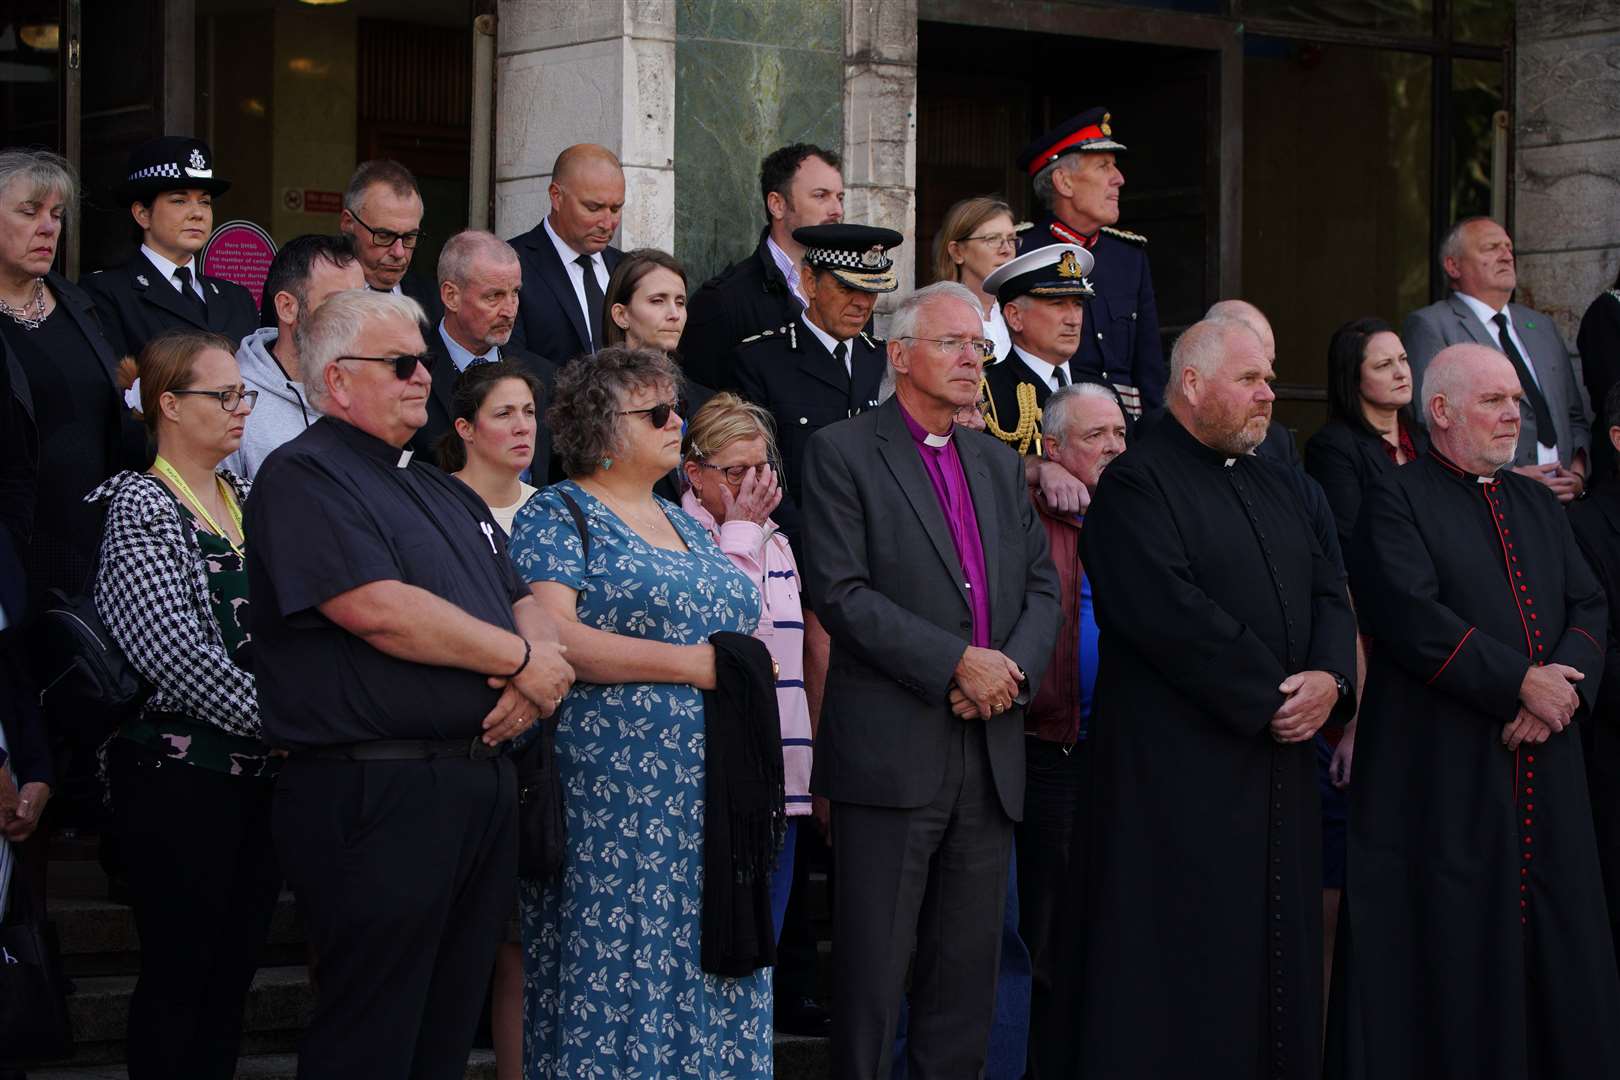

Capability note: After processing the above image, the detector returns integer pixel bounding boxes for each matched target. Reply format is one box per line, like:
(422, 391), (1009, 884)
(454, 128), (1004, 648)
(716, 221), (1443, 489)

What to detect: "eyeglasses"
(697, 461), (769, 485)
(338, 353), (435, 379)
(964, 233), (1019, 250)
(618, 401), (679, 429)
(348, 210), (424, 250)
(899, 336), (996, 361)
(170, 388), (259, 411)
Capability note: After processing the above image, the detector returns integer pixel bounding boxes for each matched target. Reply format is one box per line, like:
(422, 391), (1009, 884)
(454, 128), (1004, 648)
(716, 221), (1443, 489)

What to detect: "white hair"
(1043, 381), (1121, 441)
(1031, 152), (1082, 211)
(297, 289), (425, 411)
(1438, 216), (1495, 282)
(437, 229), (518, 287)
(889, 280), (982, 343)
(1168, 318), (1260, 398)
(0, 149), (78, 223)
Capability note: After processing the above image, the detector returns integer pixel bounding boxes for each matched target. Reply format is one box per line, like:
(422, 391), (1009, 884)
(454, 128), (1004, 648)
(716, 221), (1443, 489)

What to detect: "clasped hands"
(1269, 671), (1340, 744)
(479, 639), (576, 746)
(1502, 663), (1584, 750)
(947, 646), (1026, 720)
(0, 765), (49, 843)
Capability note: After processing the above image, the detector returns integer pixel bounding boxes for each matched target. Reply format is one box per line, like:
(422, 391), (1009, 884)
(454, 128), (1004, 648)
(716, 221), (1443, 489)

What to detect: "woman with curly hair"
(507, 347), (773, 1077)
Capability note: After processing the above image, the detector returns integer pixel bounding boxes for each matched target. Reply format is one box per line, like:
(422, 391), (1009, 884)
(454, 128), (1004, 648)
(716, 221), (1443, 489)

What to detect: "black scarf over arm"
(700, 630), (786, 976)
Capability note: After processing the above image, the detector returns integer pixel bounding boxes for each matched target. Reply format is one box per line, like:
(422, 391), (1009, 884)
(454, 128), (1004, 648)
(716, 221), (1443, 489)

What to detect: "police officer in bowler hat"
(730, 222), (901, 548)
(83, 136), (259, 362)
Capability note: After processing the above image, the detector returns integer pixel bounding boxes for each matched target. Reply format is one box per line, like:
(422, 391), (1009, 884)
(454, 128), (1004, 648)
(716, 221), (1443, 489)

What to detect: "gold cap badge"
(1057, 250), (1085, 279)
(1101, 112), (1112, 136)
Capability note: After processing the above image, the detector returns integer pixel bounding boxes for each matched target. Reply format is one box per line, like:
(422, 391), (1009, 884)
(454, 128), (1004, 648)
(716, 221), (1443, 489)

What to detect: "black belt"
(293, 737), (504, 762)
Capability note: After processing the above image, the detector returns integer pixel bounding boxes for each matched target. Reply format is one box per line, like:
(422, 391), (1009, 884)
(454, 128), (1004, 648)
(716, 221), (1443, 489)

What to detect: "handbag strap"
(557, 489), (590, 561)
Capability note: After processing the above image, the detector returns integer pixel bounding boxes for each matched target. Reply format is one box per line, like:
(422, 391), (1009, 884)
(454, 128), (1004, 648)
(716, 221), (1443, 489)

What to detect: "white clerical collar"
(923, 430), (952, 448)
(1013, 348), (1070, 389)
(801, 315), (853, 370)
(141, 244), (199, 294)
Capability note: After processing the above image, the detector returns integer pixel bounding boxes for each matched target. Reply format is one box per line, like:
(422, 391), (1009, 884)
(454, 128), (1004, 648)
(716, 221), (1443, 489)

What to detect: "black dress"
(1072, 414), (1357, 1079)
(1330, 452), (1620, 1079)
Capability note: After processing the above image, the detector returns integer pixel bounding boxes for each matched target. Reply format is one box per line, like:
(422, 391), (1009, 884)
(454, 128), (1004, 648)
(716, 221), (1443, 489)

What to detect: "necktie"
(834, 341), (849, 377)
(173, 266), (208, 324)
(1492, 312), (1556, 449)
(1053, 365), (1069, 391)
(575, 253), (604, 352)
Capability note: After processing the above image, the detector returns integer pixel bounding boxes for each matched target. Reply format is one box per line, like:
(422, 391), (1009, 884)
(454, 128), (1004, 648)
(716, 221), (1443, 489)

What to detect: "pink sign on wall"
(202, 221), (278, 310)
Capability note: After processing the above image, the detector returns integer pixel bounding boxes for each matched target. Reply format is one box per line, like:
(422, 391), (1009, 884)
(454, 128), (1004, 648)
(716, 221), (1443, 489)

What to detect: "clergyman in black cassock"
(1074, 318), (1357, 1079)
(1329, 344), (1620, 1080)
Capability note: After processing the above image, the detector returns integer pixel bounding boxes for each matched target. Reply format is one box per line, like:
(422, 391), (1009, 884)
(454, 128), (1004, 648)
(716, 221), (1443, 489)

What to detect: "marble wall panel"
(625, 36), (678, 171)
(1516, 248), (1620, 351)
(495, 40), (626, 181)
(1518, 0), (1620, 43)
(846, 0), (918, 64)
(623, 165), (677, 250)
(673, 1), (844, 283)
(499, 0), (671, 56)
(1516, 140), (1620, 255)
(495, 175), (549, 238)
(1517, 31), (1620, 148)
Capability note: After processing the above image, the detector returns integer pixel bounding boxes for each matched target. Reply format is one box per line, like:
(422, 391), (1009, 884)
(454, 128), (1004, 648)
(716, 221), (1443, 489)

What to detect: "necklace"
(583, 481), (668, 537)
(0, 278), (47, 330)
(153, 456), (245, 557)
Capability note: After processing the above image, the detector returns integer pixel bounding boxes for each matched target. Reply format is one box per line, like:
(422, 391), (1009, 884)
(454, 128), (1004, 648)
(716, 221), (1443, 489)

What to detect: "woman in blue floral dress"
(509, 347), (774, 1078)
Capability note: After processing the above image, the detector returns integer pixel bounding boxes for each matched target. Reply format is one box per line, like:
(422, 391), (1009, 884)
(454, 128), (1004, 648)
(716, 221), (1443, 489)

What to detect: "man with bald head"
(1067, 318), (1357, 1079)
(1326, 343), (1620, 1078)
(508, 143), (626, 363)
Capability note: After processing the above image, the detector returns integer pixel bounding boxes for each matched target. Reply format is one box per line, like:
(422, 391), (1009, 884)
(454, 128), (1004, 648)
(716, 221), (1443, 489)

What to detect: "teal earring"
(601, 457), (613, 470)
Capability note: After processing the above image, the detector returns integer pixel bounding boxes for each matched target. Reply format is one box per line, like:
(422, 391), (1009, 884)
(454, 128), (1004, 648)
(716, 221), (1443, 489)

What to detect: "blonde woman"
(933, 196), (1019, 361)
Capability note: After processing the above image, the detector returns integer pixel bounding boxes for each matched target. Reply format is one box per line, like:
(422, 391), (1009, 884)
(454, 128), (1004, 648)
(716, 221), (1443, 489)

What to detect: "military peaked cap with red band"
(1015, 107), (1128, 177)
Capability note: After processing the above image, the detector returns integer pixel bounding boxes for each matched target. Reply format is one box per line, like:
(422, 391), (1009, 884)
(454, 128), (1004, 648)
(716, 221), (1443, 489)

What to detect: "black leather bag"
(514, 490), (591, 880)
(0, 865), (74, 1064)
(35, 583), (147, 716)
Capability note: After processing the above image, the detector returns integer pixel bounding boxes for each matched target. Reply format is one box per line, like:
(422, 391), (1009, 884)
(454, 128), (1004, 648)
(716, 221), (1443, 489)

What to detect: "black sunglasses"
(339, 353), (435, 380)
(618, 401), (679, 429)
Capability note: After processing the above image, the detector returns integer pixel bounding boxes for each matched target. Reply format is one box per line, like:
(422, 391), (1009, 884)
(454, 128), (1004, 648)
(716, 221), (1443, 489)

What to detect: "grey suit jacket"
(1403, 292), (1591, 467)
(800, 398), (1061, 819)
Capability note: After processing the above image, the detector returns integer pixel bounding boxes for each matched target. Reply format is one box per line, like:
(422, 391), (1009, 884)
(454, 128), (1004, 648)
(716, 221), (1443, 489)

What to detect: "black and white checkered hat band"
(805, 247), (893, 272)
(128, 163), (184, 182)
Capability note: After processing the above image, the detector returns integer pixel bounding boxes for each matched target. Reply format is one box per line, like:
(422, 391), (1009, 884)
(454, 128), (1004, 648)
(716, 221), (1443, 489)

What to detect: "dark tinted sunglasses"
(618, 401), (679, 429)
(338, 353), (435, 380)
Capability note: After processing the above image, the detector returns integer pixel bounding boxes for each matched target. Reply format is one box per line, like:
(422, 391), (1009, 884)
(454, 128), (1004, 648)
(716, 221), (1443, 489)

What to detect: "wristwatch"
(1331, 672), (1351, 700)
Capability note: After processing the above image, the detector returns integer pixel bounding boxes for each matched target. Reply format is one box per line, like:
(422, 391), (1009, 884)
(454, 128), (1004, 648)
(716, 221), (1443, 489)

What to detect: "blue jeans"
(891, 851), (1031, 1079)
(769, 819), (799, 943)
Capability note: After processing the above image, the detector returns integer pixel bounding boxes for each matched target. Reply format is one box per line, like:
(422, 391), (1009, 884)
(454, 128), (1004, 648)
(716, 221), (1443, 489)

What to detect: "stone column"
(1514, 2), (1620, 349)
(494, 0), (675, 249)
(844, 0), (919, 319)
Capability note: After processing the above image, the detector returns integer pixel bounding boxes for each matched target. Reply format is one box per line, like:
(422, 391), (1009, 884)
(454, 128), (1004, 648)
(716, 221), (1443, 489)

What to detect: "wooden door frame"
(917, 0), (1243, 302)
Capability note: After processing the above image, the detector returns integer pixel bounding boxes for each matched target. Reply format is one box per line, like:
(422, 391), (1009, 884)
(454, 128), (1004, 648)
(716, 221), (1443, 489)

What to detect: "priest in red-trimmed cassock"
(1330, 343), (1620, 1079)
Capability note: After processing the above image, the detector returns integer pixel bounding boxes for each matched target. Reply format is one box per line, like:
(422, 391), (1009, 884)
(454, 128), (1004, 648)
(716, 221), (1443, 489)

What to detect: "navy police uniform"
(1016, 109), (1165, 414)
(730, 223), (899, 547)
(82, 137), (258, 359)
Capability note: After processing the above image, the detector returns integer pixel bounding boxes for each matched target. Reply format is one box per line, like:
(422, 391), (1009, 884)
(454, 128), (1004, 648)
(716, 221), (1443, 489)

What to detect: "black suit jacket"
(50, 271), (147, 473)
(680, 228), (801, 390)
(397, 269), (444, 328)
(507, 221), (622, 365)
(801, 399), (1061, 817)
(1579, 290), (1620, 487)
(81, 251), (259, 359)
(1303, 417), (1428, 556)
(732, 316), (886, 546)
(407, 329), (558, 482)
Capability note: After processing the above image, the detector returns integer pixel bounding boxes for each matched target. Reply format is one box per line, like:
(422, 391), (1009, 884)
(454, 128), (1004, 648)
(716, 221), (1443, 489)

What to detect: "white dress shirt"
(767, 234), (809, 311)
(543, 216), (609, 341)
(801, 315), (853, 376)
(983, 303), (1012, 364)
(140, 244), (205, 302)
(1455, 291), (1559, 465)
(1011, 347), (1072, 392)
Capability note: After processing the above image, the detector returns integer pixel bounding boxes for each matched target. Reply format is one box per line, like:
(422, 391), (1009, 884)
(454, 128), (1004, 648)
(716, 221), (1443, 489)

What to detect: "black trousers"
(831, 719), (1013, 1080)
(1016, 736), (1091, 1080)
(109, 739), (281, 1080)
(274, 754), (515, 1080)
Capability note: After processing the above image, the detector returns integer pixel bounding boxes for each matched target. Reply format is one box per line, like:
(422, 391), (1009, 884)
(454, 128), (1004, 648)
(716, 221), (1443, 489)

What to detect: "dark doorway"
(916, 20), (1222, 348)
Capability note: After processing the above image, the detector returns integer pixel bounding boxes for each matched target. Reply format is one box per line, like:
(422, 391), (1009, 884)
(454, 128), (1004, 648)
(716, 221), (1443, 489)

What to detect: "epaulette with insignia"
(1101, 226), (1147, 247)
(858, 330), (883, 350)
(738, 326), (785, 346)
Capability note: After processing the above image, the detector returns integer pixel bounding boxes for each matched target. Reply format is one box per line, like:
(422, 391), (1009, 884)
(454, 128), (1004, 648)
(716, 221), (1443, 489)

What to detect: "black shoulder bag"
(514, 490), (589, 880)
(35, 545), (149, 735)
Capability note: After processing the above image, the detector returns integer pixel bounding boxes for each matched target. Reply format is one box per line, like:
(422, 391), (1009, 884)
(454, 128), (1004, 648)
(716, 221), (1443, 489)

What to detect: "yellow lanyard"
(153, 456), (245, 557)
